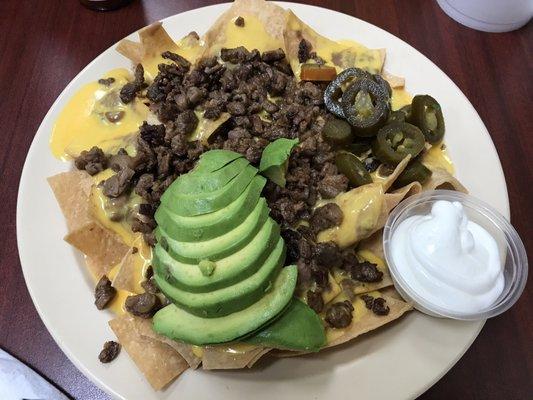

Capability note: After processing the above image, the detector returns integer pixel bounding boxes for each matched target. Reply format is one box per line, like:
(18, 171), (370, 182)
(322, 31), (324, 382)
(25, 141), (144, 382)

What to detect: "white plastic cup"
(383, 190), (528, 320)
(437, 0), (533, 32)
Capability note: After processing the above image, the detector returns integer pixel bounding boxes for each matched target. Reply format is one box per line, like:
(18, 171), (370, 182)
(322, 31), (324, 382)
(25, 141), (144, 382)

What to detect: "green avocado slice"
(245, 298), (326, 351)
(194, 150), (244, 174)
(161, 164), (257, 216)
(153, 265), (298, 345)
(259, 138), (299, 187)
(170, 157), (249, 195)
(155, 175), (266, 242)
(156, 198), (269, 263)
(153, 219), (280, 293)
(154, 239), (286, 318)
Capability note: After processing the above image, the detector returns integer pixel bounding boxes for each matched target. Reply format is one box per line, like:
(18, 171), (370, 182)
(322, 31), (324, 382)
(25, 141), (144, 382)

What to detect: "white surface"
(437, 0), (532, 32)
(0, 349), (69, 400)
(17, 3), (510, 400)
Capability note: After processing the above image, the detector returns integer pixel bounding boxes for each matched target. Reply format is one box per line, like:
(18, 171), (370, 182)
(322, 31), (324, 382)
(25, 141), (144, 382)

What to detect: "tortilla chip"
(317, 180), (421, 248)
(64, 223), (129, 275)
(284, 10), (385, 79)
(111, 248), (139, 293)
(326, 294), (412, 348)
(48, 171), (129, 276)
(380, 286), (406, 301)
(246, 348), (271, 368)
(332, 247), (393, 297)
(117, 23), (203, 79)
(423, 167), (468, 193)
(201, 344), (266, 370)
(48, 171), (94, 231)
(358, 229), (385, 260)
(276, 292), (411, 357)
(131, 316), (201, 369)
(202, 0), (287, 57)
(109, 314), (189, 390)
(381, 155), (411, 192)
(382, 70), (405, 88)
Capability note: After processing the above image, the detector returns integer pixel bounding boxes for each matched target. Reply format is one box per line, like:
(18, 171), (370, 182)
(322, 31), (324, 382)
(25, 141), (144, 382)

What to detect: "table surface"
(1, 0), (531, 399)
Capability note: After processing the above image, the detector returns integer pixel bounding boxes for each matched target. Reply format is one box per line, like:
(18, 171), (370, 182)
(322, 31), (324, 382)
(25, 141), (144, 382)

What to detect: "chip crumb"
(99, 341), (121, 363)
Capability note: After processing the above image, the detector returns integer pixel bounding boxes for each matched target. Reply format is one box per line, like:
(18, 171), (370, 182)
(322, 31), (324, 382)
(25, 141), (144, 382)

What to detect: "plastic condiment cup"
(383, 190), (528, 320)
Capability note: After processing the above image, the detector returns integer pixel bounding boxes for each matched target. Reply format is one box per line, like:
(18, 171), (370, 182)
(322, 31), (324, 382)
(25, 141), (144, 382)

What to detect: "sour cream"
(390, 200), (504, 314)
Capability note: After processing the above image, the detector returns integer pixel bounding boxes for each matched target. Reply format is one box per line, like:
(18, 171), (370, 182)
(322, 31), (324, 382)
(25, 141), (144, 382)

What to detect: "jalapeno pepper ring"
(341, 78), (390, 137)
(393, 160), (432, 188)
(408, 95), (445, 144)
(372, 122), (425, 165)
(324, 68), (372, 117)
(335, 151), (372, 187)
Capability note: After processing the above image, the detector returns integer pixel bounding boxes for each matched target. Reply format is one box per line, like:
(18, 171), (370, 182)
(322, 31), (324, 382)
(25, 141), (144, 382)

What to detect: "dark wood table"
(1, 0), (531, 399)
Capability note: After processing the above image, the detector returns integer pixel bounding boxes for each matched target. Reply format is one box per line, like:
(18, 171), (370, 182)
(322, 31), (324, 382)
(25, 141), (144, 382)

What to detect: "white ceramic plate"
(17, 3), (509, 400)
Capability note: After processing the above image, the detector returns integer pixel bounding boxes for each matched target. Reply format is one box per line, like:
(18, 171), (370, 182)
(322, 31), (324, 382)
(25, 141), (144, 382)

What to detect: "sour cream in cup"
(383, 190), (527, 320)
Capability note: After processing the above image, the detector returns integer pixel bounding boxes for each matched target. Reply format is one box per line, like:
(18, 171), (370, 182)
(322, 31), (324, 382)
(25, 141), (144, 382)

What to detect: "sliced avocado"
(194, 150), (244, 173)
(155, 175), (266, 242)
(259, 138), (299, 187)
(154, 239), (286, 317)
(162, 164), (257, 216)
(153, 219), (280, 293)
(171, 157), (249, 195)
(245, 298), (326, 351)
(156, 198), (269, 263)
(153, 265), (298, 345)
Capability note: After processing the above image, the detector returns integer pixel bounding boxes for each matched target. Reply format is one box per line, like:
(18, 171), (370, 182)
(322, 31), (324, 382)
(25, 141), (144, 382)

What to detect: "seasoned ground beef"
(124, 293), (161, 318)
(310, 203), (344, 232)
(99, 341), (121, 363)
(325, 300), (354, 328)
(75, 146), (108, 176)
(234, 16), (245, 27)
(361, 294), (390, 315)
(298, 38), (312, 63)
(94, 276), (116, 310)
(314, 241), (342, 268)
(347, 260), (383, 283)
(120, 64), (146, 104)
(307, 289), (324, 314)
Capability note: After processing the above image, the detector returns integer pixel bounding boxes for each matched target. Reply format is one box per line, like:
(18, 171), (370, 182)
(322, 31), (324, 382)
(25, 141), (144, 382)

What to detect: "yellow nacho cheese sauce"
(317, 184), (384, 247)
(323, 290), (381, 343)
(223, 15), (284, 54)
(50, 68), (149, 160)
(89, 169), (153, 315)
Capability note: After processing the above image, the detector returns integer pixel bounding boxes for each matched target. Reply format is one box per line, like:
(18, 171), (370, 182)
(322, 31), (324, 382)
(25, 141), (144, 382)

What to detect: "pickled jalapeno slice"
(408, 95), (444, 144)
(341, 78), (390, 137)
(324, 67), (372, 117)
(393, 160), (432, 188)
(322, 118), (355, 145)
(372, 122), (425, 165)
(335, 150), (372, 187)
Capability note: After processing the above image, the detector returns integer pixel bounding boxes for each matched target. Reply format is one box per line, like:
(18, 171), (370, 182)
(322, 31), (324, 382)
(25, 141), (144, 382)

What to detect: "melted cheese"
(391, 87), (412, 111)
(188, 112), (231, 144)
(317, 184), (384, 247)
(50, 68), (149, 160)
(221, 15), (284, 54)
(89, 170), (153, 314)
(421, 143), (454, 174)
(323, 290), (382, 343)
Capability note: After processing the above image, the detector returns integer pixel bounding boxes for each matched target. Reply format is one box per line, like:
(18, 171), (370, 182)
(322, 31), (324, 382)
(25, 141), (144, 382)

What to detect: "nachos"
(48, 0), (466, 390)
